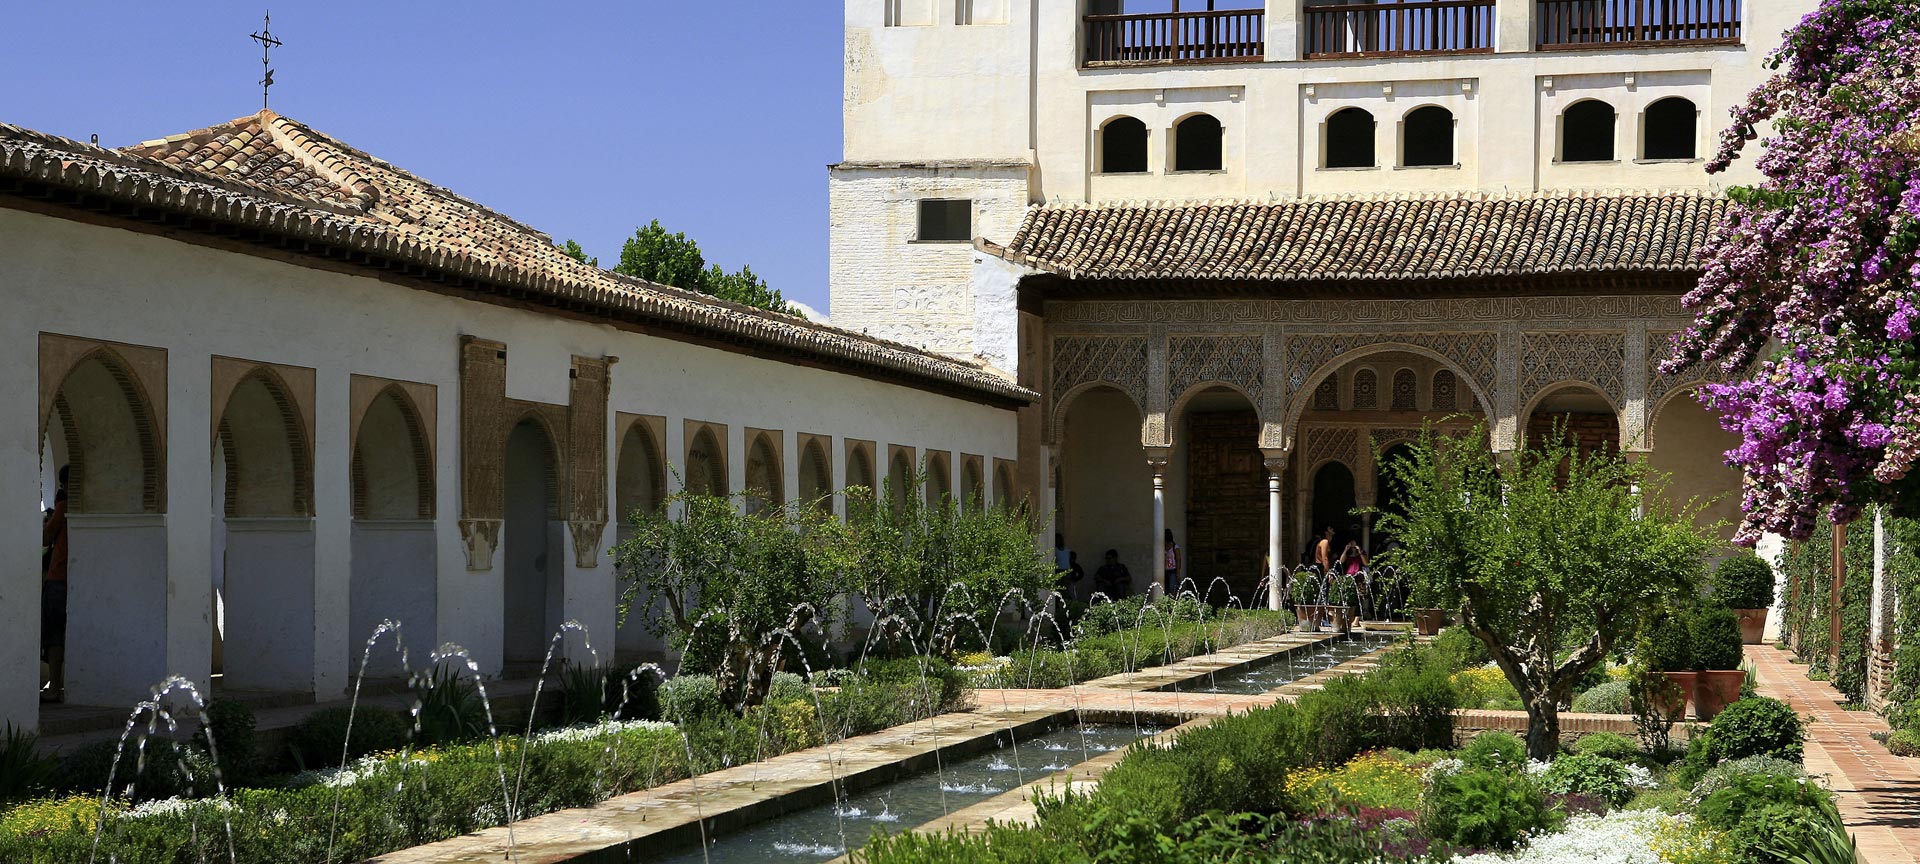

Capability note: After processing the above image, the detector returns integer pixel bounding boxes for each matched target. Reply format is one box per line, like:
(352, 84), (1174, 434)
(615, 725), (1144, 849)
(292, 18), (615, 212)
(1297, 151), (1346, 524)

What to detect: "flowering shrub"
(1537, 752), (1643, 807)
(1283, 751), (1424, 814)
(1572, 682), (1633, 715)
(1665, 0), (1920, 540)
(1453, 666), (1522, 710)
(1453, 809), (1666, 864)
(1650, 814), (1737, 864)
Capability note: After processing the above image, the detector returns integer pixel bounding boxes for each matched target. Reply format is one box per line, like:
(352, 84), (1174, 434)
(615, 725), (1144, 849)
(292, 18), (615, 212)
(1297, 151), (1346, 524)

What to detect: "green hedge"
(1887, 517), (1920, 708)
(1835, 515), (1875, 704)
(975, 610), (1293, 690)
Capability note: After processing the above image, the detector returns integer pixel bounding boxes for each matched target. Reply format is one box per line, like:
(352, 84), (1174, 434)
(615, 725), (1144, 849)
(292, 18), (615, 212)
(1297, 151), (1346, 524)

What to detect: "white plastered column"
(311, 367), (351, 699)
(1148, 448), (1170, 601)
(0, 320), (38, 729)
(1264, 450), (1287, 612)
(166, 357), (214, 700)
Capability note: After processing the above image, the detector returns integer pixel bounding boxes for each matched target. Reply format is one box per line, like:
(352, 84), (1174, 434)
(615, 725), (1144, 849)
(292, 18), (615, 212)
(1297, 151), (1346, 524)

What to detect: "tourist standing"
(1339, 532), (1369, 620)
(1163, 529), (1181, 595)
(1313, 526), (1335, 575)
(41, 472), (68, 703)
(1094, 549), (1132, 600)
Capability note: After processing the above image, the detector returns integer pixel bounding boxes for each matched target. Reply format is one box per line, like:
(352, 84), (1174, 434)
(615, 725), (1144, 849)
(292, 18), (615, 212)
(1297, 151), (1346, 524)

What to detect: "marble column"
(1149, 451), (1169, 601)
(1264, 451), (1288, 612)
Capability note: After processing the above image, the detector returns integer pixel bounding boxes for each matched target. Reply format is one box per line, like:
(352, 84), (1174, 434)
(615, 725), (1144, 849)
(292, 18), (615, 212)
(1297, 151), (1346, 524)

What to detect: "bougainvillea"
(1666, 0), (1920, 542)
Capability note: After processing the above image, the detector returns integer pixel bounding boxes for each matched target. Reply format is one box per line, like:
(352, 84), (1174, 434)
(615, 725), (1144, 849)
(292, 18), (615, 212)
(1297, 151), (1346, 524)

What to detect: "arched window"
(1325, 107), (1376, 169)
(1173, 114), (1223, 172)
(1352, 369), (1379, 410)
(744, 432), (782, 514)
(1643, 97), (1697, 160)
(1561, 100), (1616, 163)
(1101, 116), (1149, 174)
(1391, 369), (1418, 411)
(1432, 370), (1459, 412)
(1312, 377), (1340, 411)
(1402, 106), (1454, 167)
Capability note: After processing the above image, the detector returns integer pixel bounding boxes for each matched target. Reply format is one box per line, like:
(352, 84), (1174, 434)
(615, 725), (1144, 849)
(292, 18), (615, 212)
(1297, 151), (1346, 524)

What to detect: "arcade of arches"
(1044, 301), (1746, 611)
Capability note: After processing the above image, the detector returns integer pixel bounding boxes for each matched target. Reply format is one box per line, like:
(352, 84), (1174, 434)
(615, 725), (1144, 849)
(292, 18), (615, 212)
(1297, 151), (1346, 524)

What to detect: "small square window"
(917, 199), (973, 242)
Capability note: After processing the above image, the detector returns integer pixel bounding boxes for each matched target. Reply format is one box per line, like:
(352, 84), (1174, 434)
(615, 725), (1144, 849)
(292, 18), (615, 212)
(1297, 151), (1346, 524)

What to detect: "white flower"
(1451, 810), (1664, 864)
(1423, 757), (1466, 784)
(125, 797), (233, 819)
(1623, 763), (1659, 790)
(1525, 759), (1553, 778)
(531, 718), (675, 745)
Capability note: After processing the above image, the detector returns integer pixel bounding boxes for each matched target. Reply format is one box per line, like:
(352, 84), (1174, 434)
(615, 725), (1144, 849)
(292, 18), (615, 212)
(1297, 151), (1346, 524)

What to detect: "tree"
(558, 239), (598, 268)
(1666, 1), (1920, 542)
(613, 491), (843, 707)
(836, 476), (1056, 658)
(612, 220), (800, 317)
(1376, 424), (1714, 760)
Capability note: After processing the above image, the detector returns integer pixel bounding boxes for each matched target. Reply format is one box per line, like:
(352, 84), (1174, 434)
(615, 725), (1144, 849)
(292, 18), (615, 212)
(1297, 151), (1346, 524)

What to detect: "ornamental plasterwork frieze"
(1520, 332), (1628, 410)
(1286, 333), (1500, 409)
(1047, 296), (1691, 328)
(1049, 335), (1149, 438)
(1168, 335), (1263, 407)
(1301, 426), (1361, 473)
(1645, 330), (1721, 409)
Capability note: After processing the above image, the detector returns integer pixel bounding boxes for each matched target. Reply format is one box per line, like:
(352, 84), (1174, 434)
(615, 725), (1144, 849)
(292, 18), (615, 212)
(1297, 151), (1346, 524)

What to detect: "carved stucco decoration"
(1302, 426), (1361, 474)
(1520, 332), (1627, 411)
(1368, 427), (1423, 453)
(1645, 330), (1723, 409)
(1168, 334), (1263, 408)
(1048, 296), (1691, 326)
(1286, 333), (1499, 412)
(1049, 335), (1149, 440)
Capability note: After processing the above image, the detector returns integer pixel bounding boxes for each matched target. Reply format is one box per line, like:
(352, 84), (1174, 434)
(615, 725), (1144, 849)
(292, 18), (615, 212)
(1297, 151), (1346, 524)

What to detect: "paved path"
(1747, 645), (1920, 864)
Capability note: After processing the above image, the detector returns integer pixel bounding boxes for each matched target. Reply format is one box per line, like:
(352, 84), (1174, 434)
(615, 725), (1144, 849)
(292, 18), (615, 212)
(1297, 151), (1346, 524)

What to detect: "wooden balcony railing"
(1303, 0), (1496, 59)
(1537, 0), (1742, 49)
(1083, 9), (1265, 66)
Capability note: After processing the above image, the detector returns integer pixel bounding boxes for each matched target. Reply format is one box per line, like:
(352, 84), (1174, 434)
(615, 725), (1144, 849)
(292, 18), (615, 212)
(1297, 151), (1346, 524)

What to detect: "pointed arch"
(962, 455), (986, 510)
(744, 430), (784, 513)
(216, 366), (314, 518)
(1284, 342), (1495, 435)
(45, 346), (164, 514)
(686, 424), (728, 497)
(924, 451), (952, 508)
(352, 384), (434, 520)
(798, 437), (832, 512)
(617, 418), (666, 520)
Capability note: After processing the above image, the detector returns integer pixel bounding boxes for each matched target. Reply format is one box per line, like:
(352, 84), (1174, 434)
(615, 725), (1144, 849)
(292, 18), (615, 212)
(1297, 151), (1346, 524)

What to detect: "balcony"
(1303, 0), (1496, 60)
(1083, 8), (1265, 67)
(1537, 0), (1742, 49)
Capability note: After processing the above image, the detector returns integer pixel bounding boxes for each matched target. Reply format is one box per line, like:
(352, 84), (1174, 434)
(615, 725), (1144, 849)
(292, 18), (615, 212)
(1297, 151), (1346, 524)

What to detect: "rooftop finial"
(250, 11), (283, 111)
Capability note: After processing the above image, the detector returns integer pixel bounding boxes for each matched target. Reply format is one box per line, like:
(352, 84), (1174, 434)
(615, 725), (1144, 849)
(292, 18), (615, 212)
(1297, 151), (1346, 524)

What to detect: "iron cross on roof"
(250, 12), (283, 110)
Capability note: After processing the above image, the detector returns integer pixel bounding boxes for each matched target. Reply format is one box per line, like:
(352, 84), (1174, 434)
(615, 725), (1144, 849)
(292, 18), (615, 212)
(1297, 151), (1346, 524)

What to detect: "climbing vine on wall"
(1889, 516), (1920, 706)
(1836, 510), (1876, 704)
(1784, 517), (1834, 673)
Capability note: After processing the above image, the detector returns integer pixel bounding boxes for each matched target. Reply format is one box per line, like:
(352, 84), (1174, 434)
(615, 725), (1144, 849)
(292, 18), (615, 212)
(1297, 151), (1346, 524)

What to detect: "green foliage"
(1697, 773), (1834, 864)
(1570, 732), (1641, 761)
(1572, 681), (1633, 714)
(415, 666), (490, 748)
(1885, 727), (1920, 756)
(291, 706), (411, 770)
(1886, 516), (1920, 704)
(1421, 767), (1552, 851)
(1643, 607), (1697, 673)
(1460, 731), (1529, 773)
(557, 239), (598, 268)
(1628, 660), (1685, 754)
(47, 739), (216, 803)
(198, 699), (258, 786)
(1713, 553), (1777, 609)
(1691, 604), (1747, 671)
(612, 220), (797, 315)
(1782, 519), (1835, 669)
(1375, 421), (1714, 759)
(983, 611), (1293, 689)
(1539, 751), (1635, 806)
(1431, 627), (1491, 672)
(0, 725), (54, 804)
(615, 491), (845, 705)
(1689, 755), (1806, 802)
(1706, 696), (1806, 764)
(1835, 518), (1874, 703)
(1766, 795), (1858, 864)
(656, 674), (725, 723)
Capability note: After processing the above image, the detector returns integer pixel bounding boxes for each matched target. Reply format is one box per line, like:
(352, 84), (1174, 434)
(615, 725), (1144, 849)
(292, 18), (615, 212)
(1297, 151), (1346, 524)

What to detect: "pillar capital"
(1260, 446), (1290, 475)
(1145, 446), (1173, 474)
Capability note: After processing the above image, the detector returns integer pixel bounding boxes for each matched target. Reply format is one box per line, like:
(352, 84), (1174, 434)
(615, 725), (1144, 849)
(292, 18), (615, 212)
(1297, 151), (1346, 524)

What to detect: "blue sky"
(1, 1), (845, 314)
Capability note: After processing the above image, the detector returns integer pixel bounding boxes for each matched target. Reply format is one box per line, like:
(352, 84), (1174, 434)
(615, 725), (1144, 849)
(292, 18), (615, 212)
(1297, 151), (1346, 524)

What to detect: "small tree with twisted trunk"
(1376, 423), (1714, 759)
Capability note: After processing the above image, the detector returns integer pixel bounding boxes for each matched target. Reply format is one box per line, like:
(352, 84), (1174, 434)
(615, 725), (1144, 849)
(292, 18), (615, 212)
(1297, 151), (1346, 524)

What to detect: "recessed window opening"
(1402, 106), (1454, 167)
(1643, 97), (1698, 160)
(1173, 114), (1224, 172)
(1562, 100), (1617, 163)
(1101, 117), (1150, 174)
(1325, 107), (1376, 169)
(917, 199), (973, 242)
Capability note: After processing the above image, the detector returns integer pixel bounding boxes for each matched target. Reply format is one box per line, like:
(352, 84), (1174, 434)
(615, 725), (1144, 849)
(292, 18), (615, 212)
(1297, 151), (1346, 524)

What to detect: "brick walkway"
(1747, 645), (1920, 864)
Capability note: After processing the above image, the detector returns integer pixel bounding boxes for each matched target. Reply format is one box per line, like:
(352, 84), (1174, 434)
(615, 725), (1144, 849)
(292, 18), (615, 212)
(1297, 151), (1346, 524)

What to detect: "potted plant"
(1712, 553), (1775, 645)
(1690, 602), (1747, 720)
(1291, 570), (1321, 632)
(1641, 609), (1697, 719)
(1326, 571), (1356, 634)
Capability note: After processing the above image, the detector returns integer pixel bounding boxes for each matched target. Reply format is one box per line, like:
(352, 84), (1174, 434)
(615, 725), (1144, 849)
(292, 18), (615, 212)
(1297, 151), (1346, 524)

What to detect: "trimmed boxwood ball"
(1707, 696), (1806, 763)
(1713, 553), (1776, 610)
(1690, 603), (1747, 671)
(1460, 731), (1528, 772)
(1641, 608), (1695, 673)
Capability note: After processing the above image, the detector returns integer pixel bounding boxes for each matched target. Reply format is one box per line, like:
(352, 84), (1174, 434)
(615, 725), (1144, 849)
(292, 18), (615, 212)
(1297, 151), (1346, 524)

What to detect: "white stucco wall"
(1, 206), (1020, 731)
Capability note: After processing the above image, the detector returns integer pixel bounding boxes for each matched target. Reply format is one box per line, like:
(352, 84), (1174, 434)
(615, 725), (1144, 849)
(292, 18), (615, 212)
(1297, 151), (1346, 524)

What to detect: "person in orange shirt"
(41, 470), (69, 703)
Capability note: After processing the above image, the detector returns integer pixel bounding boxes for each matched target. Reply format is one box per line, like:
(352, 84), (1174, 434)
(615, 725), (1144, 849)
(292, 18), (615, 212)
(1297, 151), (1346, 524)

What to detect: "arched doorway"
(1648, 391), (1743, 544)
(503, 418), (561, 666)
(41, 350), (166, 706)
(349, 386), (436, 677)
(215, 368), (315, 694)
(615, 421), (666, 662)
(1525, 385), (1620, 456)
(1177, 386), (1263, 601)
(1061, 386), (1150, 598)
(1310, 461), (1358, 561)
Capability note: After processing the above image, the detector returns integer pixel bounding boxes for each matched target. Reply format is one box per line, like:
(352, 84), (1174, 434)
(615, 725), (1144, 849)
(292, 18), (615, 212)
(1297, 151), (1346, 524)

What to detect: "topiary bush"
(657, 674), (725, 723)
(1707, 696), (1805, 764)
(1642, 608), (1695, 673)
(1571, 681), (1632, 714)
(1570, 731), (1640, 761)
(1886, 727), (1920, 758)
(1539, 751), (1635, 807)
(1690, 603), (1747, 671)
(1713, 553), (1776, 610)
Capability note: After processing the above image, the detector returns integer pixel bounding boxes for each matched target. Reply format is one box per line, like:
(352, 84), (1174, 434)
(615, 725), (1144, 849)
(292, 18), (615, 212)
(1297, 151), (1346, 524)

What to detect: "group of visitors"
(1054, 529), (1183, 602)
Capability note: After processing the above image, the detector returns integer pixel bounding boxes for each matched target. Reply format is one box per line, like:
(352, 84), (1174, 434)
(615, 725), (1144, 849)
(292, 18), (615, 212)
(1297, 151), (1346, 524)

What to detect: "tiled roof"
(986, 192), (1727, 284)
(0, 111), (1033, 405)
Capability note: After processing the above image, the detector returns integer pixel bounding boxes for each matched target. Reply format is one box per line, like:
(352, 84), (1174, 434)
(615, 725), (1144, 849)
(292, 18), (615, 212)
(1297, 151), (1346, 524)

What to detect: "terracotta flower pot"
(1734, 609), (1768, 645)
(1331, 607), (1353, 634)
(1295, 607), (1317, 633)
(1416, 608), (1444, 637)
(1660, 671), (1699, 720)
(1694, 669), (1746, 720)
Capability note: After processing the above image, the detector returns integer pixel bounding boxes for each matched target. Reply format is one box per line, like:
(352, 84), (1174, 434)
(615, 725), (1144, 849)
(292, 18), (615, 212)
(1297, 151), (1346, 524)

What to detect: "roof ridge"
(1028, 188), (1724, 213)
(260, 111), (379, 212)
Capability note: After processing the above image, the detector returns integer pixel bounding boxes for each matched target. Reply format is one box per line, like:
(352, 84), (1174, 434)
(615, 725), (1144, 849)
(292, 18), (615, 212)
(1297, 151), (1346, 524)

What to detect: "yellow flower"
(0, 796), (103, 840)
(1650, 815), (1734, 864)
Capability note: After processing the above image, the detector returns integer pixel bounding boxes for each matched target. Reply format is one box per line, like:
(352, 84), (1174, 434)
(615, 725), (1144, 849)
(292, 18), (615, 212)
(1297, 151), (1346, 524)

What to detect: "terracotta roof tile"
(989, 192), (1727, 283)
(0, 112), (1032, 405)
